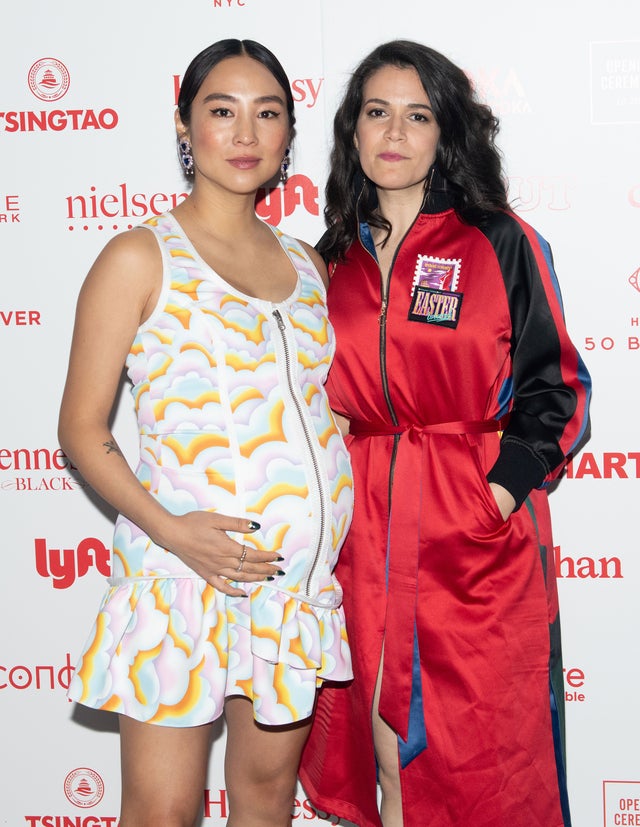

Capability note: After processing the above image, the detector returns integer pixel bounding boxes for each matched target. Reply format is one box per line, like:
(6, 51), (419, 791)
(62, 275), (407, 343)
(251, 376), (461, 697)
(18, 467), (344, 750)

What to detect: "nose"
(234, 111), (258, 145)
(384, 113), (405, 141)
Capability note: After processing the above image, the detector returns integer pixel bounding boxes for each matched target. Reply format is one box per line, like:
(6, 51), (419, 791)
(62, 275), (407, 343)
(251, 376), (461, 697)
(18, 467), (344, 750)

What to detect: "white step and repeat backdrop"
(1, 1), (638, 825)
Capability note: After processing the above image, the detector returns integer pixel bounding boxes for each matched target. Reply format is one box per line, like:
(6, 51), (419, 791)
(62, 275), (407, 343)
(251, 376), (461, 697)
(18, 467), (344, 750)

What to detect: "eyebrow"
(202, 92), (286, 105)
(363, 97), (434, 112)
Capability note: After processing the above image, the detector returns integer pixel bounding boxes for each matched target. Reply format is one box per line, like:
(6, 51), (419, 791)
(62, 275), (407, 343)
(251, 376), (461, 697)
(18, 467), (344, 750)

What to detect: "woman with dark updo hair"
(59, 39), (354, 827)
(299, 39), (590, 827)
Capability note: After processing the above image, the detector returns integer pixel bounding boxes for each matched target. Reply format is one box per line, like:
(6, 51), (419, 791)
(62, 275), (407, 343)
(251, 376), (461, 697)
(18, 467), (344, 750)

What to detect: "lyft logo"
(256, 174), (319, 226)
(35, 537), (110, 589)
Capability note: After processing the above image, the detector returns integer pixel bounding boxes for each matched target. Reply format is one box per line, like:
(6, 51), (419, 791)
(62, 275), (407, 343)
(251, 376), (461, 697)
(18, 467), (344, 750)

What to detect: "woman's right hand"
(155, 511), (283, 597)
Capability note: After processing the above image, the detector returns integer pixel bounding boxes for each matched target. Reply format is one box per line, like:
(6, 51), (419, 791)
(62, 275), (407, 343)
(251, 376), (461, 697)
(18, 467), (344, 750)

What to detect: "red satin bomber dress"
(299, 197), (590, 827)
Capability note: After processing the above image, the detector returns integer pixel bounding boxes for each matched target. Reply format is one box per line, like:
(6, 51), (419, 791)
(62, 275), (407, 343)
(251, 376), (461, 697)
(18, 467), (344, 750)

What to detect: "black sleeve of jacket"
(480, 213), (584, 510)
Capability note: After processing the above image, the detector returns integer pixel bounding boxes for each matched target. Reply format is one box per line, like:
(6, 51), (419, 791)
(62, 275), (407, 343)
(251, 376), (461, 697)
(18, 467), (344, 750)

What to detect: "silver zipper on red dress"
(377, 277), (400, 512)
(272, 307), (328, 598)
(357, 218), (419, 507)
(356, 225), (402, 428)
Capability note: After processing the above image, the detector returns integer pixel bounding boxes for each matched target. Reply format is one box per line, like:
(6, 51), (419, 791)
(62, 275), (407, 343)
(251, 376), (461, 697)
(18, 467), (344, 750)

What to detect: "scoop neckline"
(165, 211), (301, 307)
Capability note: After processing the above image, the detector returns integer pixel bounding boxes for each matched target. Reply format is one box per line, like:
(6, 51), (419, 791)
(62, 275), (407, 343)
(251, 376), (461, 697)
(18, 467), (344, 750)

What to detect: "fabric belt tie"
(349, 416), (508, 765)
(349, 417), (508, 437)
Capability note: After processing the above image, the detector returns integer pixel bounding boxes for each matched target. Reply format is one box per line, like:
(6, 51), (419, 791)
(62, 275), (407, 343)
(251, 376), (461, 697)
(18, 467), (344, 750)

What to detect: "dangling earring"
(421, 164), (436, 209)
(280, 147), (290, 184)
(178, 137), (194, 176)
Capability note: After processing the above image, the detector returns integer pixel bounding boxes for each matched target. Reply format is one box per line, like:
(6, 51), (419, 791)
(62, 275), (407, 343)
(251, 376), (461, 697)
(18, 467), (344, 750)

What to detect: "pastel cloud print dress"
(67, 212), (354, 727)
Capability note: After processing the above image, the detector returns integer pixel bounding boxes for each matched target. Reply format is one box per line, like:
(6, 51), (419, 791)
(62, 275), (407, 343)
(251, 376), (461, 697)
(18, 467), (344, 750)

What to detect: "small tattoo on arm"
(103, 440), (124, 457)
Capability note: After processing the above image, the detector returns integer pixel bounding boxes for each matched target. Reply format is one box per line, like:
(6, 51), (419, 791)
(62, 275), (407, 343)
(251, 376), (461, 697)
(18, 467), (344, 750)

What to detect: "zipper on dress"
(357, 226), (401, 428)
(377, 292), (400, 514)
(272, 307), (328, 598)
(358, 217), (419, 511)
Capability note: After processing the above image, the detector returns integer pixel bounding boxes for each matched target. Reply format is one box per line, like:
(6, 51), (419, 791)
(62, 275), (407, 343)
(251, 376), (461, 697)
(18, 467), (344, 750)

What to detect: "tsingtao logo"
(28, 58), (70, 102)
(1, 58), (117, 133)
(64, 768), (105, 808)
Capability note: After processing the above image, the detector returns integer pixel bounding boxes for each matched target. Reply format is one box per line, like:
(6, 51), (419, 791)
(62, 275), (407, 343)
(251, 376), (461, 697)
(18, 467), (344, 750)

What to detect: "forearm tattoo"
(103, 440), (124, 457)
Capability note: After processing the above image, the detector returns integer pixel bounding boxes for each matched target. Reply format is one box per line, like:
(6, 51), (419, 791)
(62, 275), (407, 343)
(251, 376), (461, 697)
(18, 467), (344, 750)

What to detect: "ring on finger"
(236, 545), (248, 573)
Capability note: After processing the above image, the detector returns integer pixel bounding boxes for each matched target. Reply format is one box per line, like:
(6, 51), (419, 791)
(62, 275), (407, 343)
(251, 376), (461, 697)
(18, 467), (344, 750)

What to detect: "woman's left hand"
(488, 482), (516, 522)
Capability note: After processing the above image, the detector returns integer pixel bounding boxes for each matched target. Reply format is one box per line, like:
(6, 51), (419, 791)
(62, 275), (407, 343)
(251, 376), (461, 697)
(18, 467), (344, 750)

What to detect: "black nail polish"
(276, 569), (285, 576)
(266, 576), (275, 581)
(276, 555), (285, 562)
(248, 520), (261, 530)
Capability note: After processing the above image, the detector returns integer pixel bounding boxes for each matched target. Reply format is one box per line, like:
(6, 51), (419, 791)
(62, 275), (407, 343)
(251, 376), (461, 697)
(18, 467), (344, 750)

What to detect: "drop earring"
(280, 147), (290, 184)
(178, 137), (194, 175)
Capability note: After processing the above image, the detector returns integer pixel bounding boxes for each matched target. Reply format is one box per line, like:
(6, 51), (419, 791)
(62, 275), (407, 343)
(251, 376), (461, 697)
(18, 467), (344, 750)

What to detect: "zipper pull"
(378, 299), (387, 323)
(273, 308), (285, 330)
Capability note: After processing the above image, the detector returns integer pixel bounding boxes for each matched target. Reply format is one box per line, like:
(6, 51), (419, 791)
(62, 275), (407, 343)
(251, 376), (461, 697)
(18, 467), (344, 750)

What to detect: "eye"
(210, 107), (233, 118)
(409, 111), (435, 124)
(365, 107), (387, 119)
(258, 109), (281, 119)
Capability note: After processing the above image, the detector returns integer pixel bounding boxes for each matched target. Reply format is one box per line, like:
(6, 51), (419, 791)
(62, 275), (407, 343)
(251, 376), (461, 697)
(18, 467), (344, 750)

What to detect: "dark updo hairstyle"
(318, 40), (509, 262)
(177, 38), (296, 136)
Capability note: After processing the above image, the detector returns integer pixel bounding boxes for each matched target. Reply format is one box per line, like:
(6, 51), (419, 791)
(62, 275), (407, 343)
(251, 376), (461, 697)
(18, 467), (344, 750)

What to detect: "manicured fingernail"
(248, 521), (260, 530)
(266, 576), (275, 581)
(276, 555), (285, 562)
(275, 569), (285, 576)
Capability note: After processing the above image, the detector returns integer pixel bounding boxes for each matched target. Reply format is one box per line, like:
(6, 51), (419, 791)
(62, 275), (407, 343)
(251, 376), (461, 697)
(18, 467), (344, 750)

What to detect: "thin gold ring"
(236, 545), (248, 572)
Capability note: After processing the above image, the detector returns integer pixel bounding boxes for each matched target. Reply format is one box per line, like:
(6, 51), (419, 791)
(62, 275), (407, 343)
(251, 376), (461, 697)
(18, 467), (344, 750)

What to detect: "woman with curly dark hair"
(299, 40), (590, 827)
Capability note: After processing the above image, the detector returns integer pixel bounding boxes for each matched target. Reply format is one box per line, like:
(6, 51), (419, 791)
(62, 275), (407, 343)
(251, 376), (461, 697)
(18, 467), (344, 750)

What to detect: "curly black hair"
(319, 40), (509, 262)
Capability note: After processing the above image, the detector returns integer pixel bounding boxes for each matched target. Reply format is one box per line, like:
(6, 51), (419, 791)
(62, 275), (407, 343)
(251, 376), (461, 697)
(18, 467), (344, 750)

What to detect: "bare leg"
(119, 714), (214, 827)
(224, 696), (312, 827)
(372, 646), (404, 827)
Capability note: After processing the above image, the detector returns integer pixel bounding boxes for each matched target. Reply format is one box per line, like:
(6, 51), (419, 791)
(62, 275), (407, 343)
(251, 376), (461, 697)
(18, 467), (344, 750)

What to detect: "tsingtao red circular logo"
(64, 767), (104, 808)
(28, 57), (70, 101)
